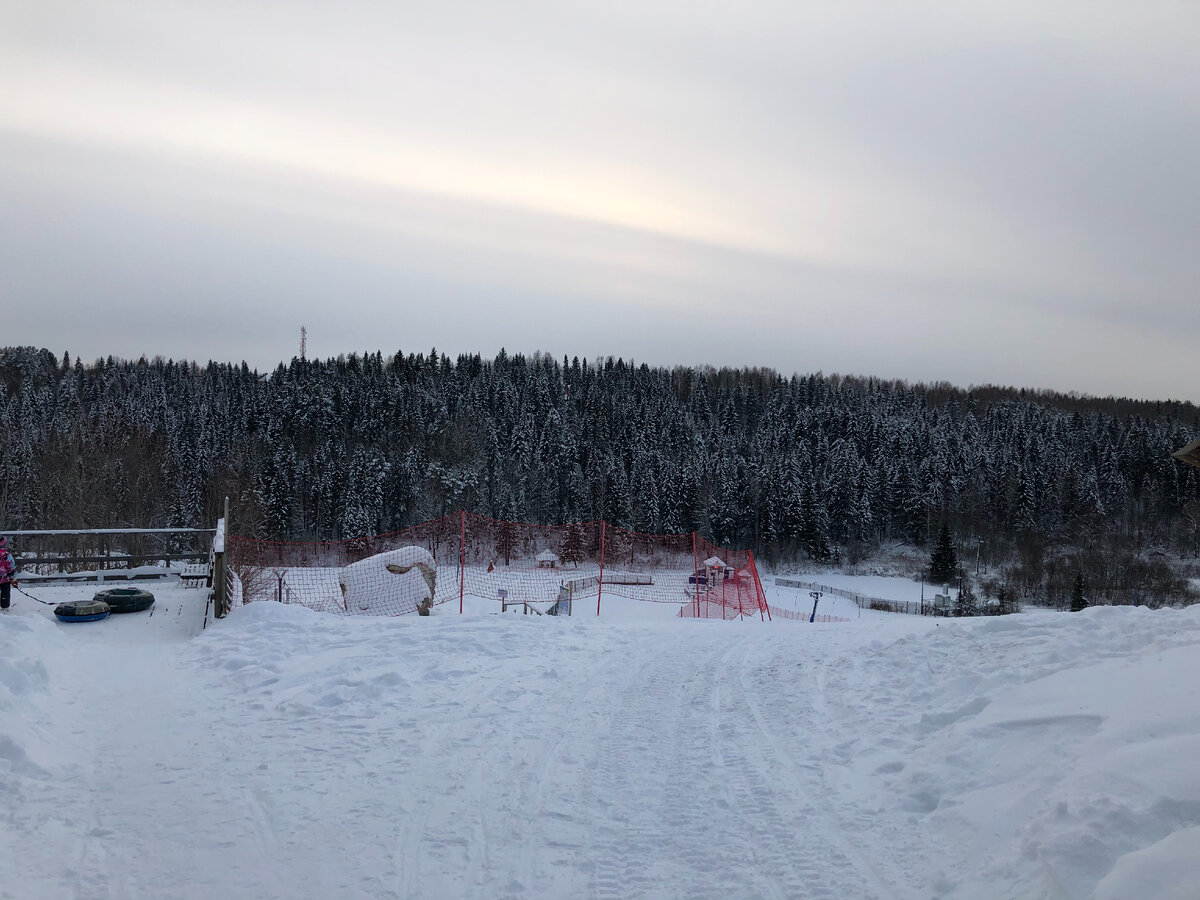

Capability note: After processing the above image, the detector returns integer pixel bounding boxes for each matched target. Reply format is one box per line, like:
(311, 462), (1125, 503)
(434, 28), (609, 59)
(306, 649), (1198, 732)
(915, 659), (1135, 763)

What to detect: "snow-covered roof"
(703, 556), (726, 568)
(1174, 436), (1200, 469)
(537, 549), (560, 562)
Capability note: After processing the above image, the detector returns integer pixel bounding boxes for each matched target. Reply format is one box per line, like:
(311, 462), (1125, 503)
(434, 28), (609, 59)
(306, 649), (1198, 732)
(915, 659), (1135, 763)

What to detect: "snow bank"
(3, 585), (1200, 898)
(0, 614), (57, 783)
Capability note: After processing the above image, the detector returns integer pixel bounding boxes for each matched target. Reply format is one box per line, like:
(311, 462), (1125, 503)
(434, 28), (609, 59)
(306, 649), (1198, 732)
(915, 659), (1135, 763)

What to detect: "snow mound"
(338, 545), (437, 616)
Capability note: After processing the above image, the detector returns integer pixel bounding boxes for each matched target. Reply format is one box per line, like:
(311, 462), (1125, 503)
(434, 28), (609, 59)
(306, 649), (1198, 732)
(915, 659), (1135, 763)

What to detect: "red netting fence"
(224, 512), (770, 621)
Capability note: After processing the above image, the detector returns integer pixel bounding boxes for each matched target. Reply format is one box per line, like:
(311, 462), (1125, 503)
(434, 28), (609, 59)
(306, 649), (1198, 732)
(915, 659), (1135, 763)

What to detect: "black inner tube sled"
(92, 587), (155, 614)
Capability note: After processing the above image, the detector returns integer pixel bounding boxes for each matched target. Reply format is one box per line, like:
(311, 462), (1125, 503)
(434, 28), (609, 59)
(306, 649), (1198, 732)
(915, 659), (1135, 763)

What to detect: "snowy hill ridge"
(3, 597), (1200, 898)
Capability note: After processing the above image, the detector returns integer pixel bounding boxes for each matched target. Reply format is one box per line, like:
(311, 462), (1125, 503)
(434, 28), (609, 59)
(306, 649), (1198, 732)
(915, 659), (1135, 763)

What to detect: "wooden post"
(214, 496), (229, 618)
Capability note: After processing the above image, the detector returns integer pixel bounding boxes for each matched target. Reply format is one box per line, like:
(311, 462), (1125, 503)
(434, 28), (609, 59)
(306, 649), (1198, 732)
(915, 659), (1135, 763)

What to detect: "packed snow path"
(4, 590), (1200, 899)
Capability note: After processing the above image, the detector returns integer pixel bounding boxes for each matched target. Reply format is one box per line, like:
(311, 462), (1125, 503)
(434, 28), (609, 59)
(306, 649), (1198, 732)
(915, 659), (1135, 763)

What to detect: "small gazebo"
(703, 556), (733, 581)
(536, 549), (560, 569)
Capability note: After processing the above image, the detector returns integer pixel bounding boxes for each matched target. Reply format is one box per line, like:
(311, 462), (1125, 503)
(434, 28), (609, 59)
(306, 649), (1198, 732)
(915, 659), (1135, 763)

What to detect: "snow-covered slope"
(2, 583), (1199, 899)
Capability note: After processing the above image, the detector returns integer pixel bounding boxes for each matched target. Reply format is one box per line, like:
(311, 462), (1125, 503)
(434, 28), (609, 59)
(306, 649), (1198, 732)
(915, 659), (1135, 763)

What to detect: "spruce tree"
(929, 523), (958, 586)
(559, 522), (587, 567)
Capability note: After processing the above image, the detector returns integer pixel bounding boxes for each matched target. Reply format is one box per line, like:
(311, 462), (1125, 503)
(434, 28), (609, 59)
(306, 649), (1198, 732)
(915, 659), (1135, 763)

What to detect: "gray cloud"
(2, 1), (1198, 400)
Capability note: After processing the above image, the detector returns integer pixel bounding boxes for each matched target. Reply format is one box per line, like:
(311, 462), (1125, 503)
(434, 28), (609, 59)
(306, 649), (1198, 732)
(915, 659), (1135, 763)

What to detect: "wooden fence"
(6, 527), (215, 583)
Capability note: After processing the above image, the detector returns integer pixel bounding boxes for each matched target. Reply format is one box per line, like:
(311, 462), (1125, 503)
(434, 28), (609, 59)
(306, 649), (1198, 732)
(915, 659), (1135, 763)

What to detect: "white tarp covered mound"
(338, 546), (437, 616)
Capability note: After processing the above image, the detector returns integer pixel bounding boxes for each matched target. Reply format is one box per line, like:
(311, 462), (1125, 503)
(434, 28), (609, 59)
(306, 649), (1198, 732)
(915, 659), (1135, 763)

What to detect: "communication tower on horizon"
(300, 326), (307, 361)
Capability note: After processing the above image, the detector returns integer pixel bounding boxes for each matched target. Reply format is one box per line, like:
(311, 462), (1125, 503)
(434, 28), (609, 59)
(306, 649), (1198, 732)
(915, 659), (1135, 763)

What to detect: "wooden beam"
(15, 552), (208, 567)
(2, 528), (216, 537)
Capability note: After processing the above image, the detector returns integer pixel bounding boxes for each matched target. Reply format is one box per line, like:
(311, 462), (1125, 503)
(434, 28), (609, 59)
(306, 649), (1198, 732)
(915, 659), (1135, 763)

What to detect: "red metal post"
(692, 532), (700, 618)
(459, 510), (466, 614)
(750, 551), (769, 621)
(596, 521), (606, 615)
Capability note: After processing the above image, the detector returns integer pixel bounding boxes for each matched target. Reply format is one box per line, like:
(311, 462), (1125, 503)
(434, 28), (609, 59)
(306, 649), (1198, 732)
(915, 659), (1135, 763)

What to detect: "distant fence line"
(767, 605), (851, 623)
(774, 577), (942, 617)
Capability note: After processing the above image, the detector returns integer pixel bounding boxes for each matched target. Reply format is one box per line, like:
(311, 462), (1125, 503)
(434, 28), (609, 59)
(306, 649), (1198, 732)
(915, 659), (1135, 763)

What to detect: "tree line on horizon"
(2, 344), (1199, 606)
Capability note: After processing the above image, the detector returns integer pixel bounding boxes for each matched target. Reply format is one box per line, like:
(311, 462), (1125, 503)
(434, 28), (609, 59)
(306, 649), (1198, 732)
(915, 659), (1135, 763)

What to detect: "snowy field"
(3, 578), (1200, 899)
(774, 572), (941, 604)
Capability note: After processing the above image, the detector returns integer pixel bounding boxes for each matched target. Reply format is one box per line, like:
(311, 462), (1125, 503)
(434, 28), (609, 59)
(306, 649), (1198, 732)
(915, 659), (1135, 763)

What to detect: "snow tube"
(92, 587), (155, 614)
(55, 599), (112, 623)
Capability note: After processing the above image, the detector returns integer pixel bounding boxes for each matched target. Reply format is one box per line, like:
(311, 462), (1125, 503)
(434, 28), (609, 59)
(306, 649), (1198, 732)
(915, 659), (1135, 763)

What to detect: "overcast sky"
(3, 2), (1198, 400)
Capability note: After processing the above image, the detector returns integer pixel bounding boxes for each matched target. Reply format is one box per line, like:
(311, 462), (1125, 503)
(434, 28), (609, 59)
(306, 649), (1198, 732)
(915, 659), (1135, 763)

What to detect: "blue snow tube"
(92, 587), (155, 614)
(55, 599), (112, 623)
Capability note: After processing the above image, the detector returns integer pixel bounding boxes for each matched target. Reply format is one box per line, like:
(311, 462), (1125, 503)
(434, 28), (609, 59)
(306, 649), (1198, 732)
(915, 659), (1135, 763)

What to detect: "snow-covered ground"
(775, 572), (939, 604)
(3, 578), (1200, 899)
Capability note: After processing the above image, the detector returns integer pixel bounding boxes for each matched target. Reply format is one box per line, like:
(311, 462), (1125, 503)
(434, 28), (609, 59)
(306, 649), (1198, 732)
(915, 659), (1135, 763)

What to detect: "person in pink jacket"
(0, 536), (16, 610)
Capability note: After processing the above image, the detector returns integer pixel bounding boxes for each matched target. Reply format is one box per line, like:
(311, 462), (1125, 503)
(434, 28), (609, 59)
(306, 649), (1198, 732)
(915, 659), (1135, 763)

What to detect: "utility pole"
(300, 326), (307, 361)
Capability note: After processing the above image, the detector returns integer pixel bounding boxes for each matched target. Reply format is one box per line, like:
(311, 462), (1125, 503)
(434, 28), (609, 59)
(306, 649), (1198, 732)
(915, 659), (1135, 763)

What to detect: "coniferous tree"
(559, 522), (587, 567)
(2, 340), (1200, 611)
(929, 523), (958, 586)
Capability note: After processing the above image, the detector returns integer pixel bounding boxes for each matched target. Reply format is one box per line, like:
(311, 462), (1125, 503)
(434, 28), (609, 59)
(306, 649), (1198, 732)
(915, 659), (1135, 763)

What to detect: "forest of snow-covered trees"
(2, 345), (1199, 606)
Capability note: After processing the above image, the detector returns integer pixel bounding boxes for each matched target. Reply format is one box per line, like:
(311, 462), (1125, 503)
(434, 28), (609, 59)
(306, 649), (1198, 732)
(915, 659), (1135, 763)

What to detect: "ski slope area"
(3, 582), (1200, 899)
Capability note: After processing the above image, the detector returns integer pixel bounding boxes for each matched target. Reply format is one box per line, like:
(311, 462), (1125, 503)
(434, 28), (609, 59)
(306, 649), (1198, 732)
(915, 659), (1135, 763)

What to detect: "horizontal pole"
(2, 528), (216, 536)
(21, 573), (173, 584)
(15, 553), (209, 566)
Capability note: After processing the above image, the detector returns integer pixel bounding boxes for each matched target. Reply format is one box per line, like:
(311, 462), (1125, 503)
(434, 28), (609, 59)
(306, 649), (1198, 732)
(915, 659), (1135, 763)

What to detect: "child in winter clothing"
(0, 536), (16, 609)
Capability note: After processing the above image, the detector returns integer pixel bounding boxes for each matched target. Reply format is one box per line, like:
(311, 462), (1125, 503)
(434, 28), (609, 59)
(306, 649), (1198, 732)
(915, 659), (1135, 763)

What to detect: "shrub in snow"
(954, 580), (979, 617)
(338, 546), (437, 616)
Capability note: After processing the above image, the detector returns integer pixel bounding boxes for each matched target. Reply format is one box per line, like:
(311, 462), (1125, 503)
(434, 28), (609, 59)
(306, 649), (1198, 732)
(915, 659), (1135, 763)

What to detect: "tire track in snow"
(727, 639), (909, 899)
(511, 662), (614, 898)
(392, 628), (601, 900)
(578, 628), (916, 900)
(582, 629), (875, 900)
(392, 669), (508, 900)
(586, 636), (691, 900)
